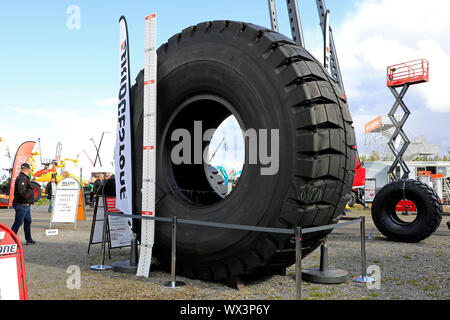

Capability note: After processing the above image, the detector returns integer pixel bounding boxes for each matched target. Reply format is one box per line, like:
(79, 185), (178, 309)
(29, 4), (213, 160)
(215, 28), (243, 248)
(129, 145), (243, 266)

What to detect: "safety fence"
(95, 211), (369, 300)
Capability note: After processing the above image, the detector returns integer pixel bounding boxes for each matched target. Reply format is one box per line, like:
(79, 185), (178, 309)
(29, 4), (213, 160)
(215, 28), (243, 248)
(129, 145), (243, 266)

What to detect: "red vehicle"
(346, 150), (367, 207)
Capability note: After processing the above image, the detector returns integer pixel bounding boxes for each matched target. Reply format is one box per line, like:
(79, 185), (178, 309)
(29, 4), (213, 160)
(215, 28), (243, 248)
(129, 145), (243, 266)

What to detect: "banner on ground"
(115, 16), (133, 216)
(8, 141), (36, 206)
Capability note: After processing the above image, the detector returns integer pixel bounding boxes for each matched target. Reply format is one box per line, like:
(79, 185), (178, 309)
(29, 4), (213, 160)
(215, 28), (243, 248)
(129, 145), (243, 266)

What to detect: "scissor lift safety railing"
(386, 59), (429, 181)
(387, 59), (429, 88)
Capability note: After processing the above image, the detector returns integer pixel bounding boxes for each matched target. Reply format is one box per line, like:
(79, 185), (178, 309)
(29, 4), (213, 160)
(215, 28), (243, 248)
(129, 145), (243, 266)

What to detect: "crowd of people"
(86, 172), (112, 207)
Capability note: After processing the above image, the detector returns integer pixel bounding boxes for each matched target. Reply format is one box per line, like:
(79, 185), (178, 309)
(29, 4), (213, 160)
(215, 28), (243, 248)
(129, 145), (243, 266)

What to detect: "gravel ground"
(0, 203), (448, 300)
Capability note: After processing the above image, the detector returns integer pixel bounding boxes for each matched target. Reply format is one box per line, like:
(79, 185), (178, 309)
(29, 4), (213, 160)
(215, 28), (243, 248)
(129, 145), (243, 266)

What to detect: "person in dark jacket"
(46, 177), (57, 213)
(11, 163), (37, 245)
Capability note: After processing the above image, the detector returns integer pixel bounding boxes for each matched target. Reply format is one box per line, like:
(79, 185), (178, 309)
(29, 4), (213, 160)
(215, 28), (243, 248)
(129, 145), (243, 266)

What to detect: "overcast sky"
(0, 0), (449, 176)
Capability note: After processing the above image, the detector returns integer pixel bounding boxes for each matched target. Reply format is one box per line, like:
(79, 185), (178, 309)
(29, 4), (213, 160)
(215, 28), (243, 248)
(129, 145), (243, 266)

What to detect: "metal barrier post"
(295, 227), (302, 300)
(90, 211), (112, 271)
(104, 212), (365, 291)
(163, 216), (186, 288)
(352, 216), (374, 283)
(360, 216), (367, 280)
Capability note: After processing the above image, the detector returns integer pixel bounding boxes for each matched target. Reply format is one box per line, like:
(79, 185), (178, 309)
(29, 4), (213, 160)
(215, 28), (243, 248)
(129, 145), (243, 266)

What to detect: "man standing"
(12, 163), (37, 245)
(46, 177), (57, 213)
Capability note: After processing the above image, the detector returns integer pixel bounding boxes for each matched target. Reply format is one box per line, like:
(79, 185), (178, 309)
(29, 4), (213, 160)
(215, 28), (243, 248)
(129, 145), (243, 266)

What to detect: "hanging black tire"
(130, 21), (356, 281)
(371, 179), (443, 243)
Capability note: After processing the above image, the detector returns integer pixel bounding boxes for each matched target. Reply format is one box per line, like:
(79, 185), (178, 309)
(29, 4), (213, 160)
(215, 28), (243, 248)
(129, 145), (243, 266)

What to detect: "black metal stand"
(302, 239), (348, 284)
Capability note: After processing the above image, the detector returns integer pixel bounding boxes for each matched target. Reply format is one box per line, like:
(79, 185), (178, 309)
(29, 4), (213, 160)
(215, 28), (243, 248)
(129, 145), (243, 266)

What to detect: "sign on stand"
(364, 179), (377, 203)
(0, 224), (27, 300)
(105, 197), (133, 248)
(50, 177), (84, 229)
(88, 180), (133, 253)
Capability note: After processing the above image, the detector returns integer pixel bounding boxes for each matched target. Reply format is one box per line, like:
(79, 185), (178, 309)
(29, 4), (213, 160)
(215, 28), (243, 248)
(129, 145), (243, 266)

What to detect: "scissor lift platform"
(387, 59), (429, 88)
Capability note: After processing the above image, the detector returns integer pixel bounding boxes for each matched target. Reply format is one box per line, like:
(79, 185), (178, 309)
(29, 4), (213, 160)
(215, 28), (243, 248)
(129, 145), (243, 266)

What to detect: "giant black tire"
(371, 179), (443, 243)
(131, 21), (356, 281)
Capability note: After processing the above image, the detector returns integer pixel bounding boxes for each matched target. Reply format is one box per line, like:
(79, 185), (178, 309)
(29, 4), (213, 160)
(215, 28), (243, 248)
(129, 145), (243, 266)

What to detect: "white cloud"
(96, 98), (117, 108)
(333, 0), (450, 113)
(2, 104), (117, 178)
(305, 0), (450, 155)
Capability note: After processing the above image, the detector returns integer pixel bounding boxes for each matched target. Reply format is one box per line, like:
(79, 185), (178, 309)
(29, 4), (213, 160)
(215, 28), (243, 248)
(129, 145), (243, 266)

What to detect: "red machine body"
(353, 152), (366, 188)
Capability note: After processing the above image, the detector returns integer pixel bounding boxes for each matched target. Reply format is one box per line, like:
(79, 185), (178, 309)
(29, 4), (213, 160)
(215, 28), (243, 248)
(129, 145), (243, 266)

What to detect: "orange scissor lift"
(386, 59), (429, 215)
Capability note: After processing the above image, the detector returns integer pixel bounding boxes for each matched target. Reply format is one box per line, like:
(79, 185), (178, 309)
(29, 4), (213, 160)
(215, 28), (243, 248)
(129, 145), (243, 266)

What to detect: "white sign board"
(108, 215), (133, 248)
(364, 179), (377, 202)
(0, 257), (20, 300)
(45, 229), (59, 236)
(51, 178), (80, 226)
(105, 197), (132, 248)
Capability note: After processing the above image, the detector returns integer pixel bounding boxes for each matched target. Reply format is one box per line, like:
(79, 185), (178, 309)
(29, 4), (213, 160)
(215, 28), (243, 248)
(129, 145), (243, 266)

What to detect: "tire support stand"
(162, 217), (186, 288)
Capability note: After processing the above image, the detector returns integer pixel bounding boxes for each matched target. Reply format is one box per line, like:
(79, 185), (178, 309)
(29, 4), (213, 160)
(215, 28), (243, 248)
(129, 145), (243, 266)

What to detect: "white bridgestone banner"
(115, 16), (133, 216)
